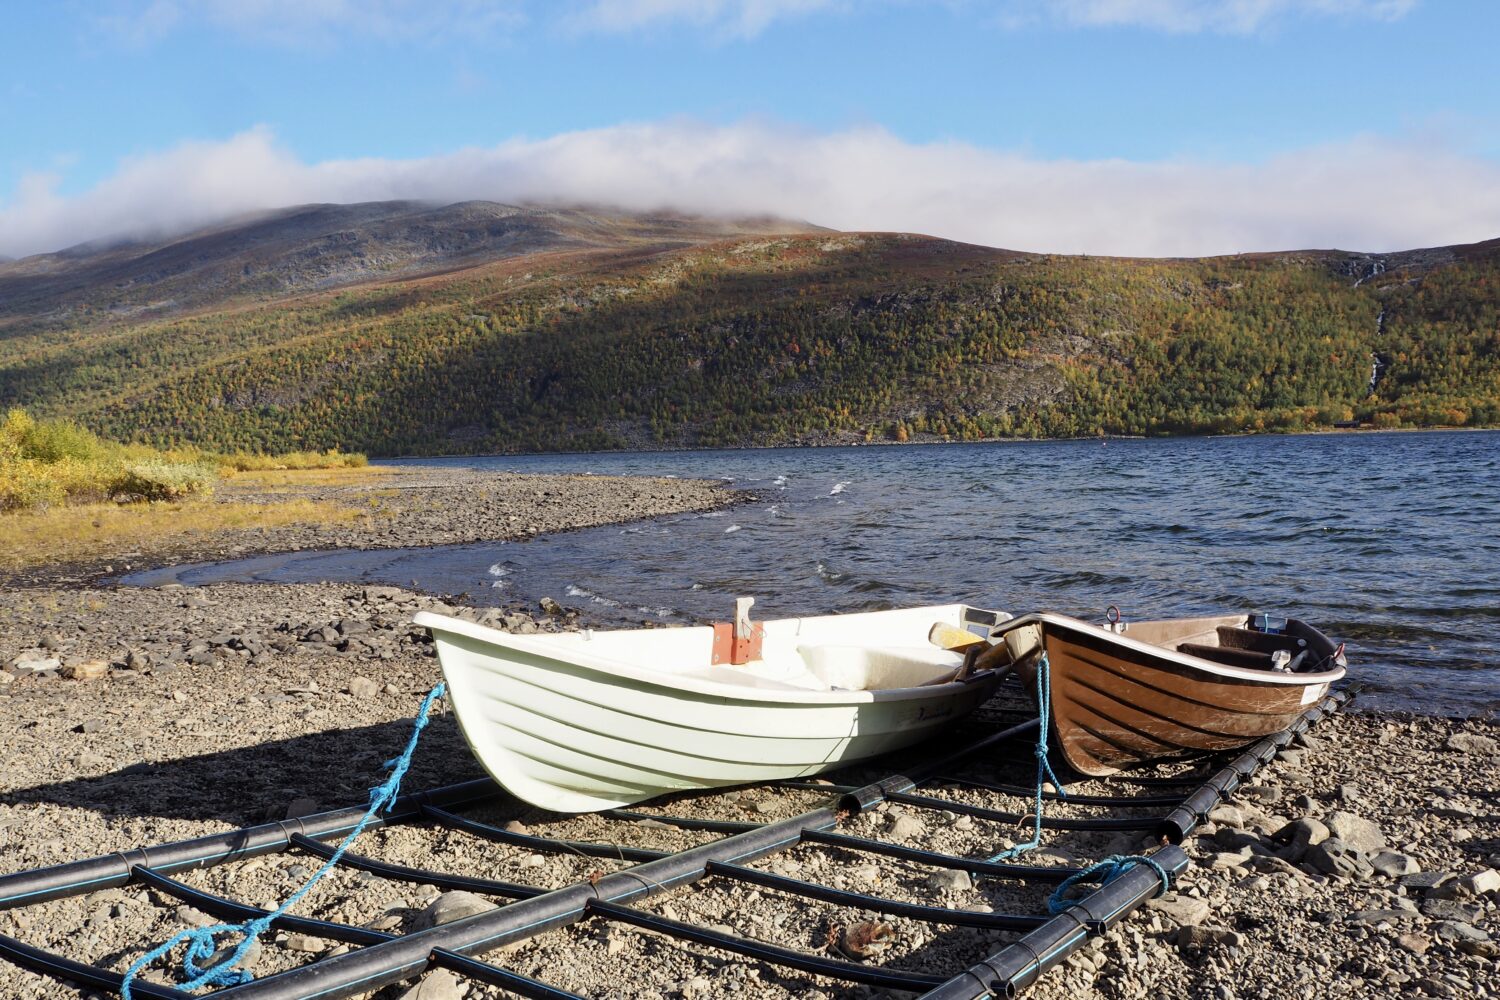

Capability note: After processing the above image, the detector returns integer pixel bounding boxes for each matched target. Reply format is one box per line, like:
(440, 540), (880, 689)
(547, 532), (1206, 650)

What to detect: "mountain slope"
(0, 201), (819, 336)
(1, 204), (1497, 454)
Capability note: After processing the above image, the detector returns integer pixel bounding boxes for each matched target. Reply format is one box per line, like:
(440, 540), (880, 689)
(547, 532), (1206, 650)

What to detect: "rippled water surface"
(133, 432), (1500, 714)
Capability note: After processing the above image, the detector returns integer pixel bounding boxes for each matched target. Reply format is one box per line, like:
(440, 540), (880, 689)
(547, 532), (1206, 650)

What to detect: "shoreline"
(2, 465), (746, 589)
(367, 423), (1499, 463)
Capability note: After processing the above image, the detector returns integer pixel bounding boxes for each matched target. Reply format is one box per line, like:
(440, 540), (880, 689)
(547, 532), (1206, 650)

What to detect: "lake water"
(129, 432), (1500, 715)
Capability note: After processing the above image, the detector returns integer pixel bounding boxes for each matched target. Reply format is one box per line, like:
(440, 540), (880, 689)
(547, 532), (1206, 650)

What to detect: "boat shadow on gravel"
(5, 716), (492, 827)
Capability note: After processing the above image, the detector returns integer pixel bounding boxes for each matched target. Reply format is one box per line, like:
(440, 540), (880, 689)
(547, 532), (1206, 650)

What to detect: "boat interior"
(1105, 613), (1334, 673)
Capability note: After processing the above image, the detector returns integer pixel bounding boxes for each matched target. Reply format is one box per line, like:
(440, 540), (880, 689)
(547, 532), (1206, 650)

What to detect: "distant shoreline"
(372, 424), (1499, 463)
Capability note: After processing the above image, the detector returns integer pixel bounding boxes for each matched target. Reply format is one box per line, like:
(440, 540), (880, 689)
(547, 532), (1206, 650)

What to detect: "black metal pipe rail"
(0, 693), (1351, 1000)
(420, 805), (670, 862)
(132, 867), (396, 947)
(925, 775), (1186, 807)
(0, 779), (497, 911)
(801, 830), (1084, 883)
(288, 834), (542, 899)
(589, 898), (947, 991)
(705, 861), (1048, 931)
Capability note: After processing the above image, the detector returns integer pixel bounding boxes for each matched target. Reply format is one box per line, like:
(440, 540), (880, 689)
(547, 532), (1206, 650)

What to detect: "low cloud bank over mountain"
(5, 120), (1499, 259)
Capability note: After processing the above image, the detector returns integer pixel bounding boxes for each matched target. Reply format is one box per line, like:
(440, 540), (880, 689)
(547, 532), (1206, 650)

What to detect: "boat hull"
(1007, 613), (1344, 776)
(420, 606), (1006, 812)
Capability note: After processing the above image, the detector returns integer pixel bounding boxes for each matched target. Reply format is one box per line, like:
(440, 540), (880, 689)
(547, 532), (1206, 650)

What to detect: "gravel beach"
(2, 471), (1496, 1000)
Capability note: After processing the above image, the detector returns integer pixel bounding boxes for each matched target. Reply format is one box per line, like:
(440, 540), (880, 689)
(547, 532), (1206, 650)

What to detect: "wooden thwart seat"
(1216, 625), (1306, 655)
(1176, 642), (1276, 670)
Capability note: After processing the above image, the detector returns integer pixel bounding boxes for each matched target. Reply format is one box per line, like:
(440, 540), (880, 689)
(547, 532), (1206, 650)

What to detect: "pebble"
(347, 676), (379, 699)
(62, 659), (110, 680)
(1443, 732), (1498, 755)
(174, 905), (216, 928)
(415, 891), (497, 929)
(395, 969), (465, 1000)
(1420, 898), (1484, 923)
(1398, 932), (1432, 955)
(1304, 838), (1374, 880)
(1324, 811), (1387, 853)
(926, 869), (973, 893)
(1370, 851), (1419, 877)
(681, 975), (714, 998)
(282, 932), (326, 953)
(1458, 868), (1500, 895)
(1400, 871), (1455, 892)
(888, 814), (925, 841)
(1146, 893), (1211, 927)
(1272, 817), (1329, 862)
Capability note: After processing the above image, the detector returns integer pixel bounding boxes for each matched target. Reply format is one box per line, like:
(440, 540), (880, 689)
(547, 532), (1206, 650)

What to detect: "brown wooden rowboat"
(992, 611), (1347, 776)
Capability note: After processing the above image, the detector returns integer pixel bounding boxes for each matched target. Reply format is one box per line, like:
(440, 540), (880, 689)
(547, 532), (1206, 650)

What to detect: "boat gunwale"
(996, 611), (1346, 687)
(415, 607), (1006, 706)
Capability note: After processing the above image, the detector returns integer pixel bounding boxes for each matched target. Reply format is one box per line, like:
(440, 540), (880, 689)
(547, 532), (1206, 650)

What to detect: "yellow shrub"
(111, 461), (217, 501)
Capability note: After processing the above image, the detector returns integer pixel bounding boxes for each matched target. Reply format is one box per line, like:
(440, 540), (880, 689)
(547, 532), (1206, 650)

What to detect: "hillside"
(1, 203), (1497, 454)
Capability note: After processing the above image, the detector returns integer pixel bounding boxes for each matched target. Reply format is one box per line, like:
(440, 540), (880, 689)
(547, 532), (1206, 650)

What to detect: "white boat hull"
(417, 604), (1007, 812)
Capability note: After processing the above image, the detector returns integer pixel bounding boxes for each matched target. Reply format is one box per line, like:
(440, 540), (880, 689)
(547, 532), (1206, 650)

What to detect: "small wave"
(772, 474), (788, 487)
(487, 563), (509, 577)
(699, 511), (726, 518)
(829, 481), (851, 496)
(724, 524), (741, 533)
(565, 584), (622, 608)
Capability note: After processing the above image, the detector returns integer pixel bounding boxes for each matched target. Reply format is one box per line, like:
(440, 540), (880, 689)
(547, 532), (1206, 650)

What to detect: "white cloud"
(566, 0), (847, 38)
(1023, 0), (1418, 33)
(3, 120), (1497, 259)
(95, 0), (525, 45)
(89, 0), (1418, 45)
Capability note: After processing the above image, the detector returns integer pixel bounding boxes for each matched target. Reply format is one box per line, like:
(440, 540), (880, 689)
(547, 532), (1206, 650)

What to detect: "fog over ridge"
(4, 120), (1499, 260)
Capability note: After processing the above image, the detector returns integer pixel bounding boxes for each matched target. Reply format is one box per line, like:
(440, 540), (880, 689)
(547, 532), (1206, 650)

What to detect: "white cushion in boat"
(796, 644), (965, 691)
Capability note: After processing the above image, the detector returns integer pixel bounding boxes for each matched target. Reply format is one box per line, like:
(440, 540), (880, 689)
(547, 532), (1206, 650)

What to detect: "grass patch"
(0, 498), (364, 575)
(1, 407), (370, 511)
(227, 465), (399, 490)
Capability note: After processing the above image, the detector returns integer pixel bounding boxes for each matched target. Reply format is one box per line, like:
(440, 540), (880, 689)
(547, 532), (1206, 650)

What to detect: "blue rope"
(985, 652), (1066, 863)
(1046, 853), (1171, 914)
(120, 682), (447, 999)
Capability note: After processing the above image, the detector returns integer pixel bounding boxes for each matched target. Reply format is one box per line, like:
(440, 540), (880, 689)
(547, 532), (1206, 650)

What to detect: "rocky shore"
(9, 465), (739, 587)
(0, 471), (1496, 1000)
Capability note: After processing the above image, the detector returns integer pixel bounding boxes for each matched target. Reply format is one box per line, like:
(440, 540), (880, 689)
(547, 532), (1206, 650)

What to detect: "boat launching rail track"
(0, 685), (1352, 1000)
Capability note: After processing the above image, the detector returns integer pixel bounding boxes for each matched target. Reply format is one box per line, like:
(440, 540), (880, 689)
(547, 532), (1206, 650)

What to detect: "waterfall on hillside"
(1354, 259), (1387, 287)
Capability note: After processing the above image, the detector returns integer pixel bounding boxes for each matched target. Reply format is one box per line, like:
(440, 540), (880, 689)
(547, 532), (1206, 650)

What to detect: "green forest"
(2, 234), (1497, 455)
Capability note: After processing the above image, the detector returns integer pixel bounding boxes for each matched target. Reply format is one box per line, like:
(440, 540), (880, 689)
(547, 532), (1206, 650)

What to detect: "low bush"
(111, 460), (218, 502)
(213, 449), (368, 472)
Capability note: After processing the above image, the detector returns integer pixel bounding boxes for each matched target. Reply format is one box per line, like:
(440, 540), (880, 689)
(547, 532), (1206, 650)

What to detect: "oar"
(928, 622), (988, 651)
(929, 622), (1012, 680)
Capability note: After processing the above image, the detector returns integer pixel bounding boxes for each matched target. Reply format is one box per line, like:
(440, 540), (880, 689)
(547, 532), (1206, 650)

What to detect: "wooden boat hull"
(1000, 612), (1345, 776)
(417, 605), (1007, 812)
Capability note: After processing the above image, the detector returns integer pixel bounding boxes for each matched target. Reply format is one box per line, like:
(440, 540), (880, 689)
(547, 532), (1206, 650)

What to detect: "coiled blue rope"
(985, 652), (1066, 863)
(1046, 853), (1171, 914)
(121, 682), (447, 999)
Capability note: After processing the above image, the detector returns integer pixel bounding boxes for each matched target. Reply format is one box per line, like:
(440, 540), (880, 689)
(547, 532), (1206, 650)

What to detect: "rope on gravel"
(1046, 853), (1171, 914)
(984, 651), (1066, 863)
(120, 682), (447, 999)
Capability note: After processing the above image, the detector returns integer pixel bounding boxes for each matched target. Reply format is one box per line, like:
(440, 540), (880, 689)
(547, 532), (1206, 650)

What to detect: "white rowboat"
(415, 604), (1009, 812)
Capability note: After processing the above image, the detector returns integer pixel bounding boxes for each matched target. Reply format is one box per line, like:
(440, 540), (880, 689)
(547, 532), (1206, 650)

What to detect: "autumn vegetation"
(2, 233), (1496, 457)
(0, 408), (365, 512)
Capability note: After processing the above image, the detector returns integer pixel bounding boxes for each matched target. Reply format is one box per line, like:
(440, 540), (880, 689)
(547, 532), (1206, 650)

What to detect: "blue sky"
(3, 1), (1498, 257)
